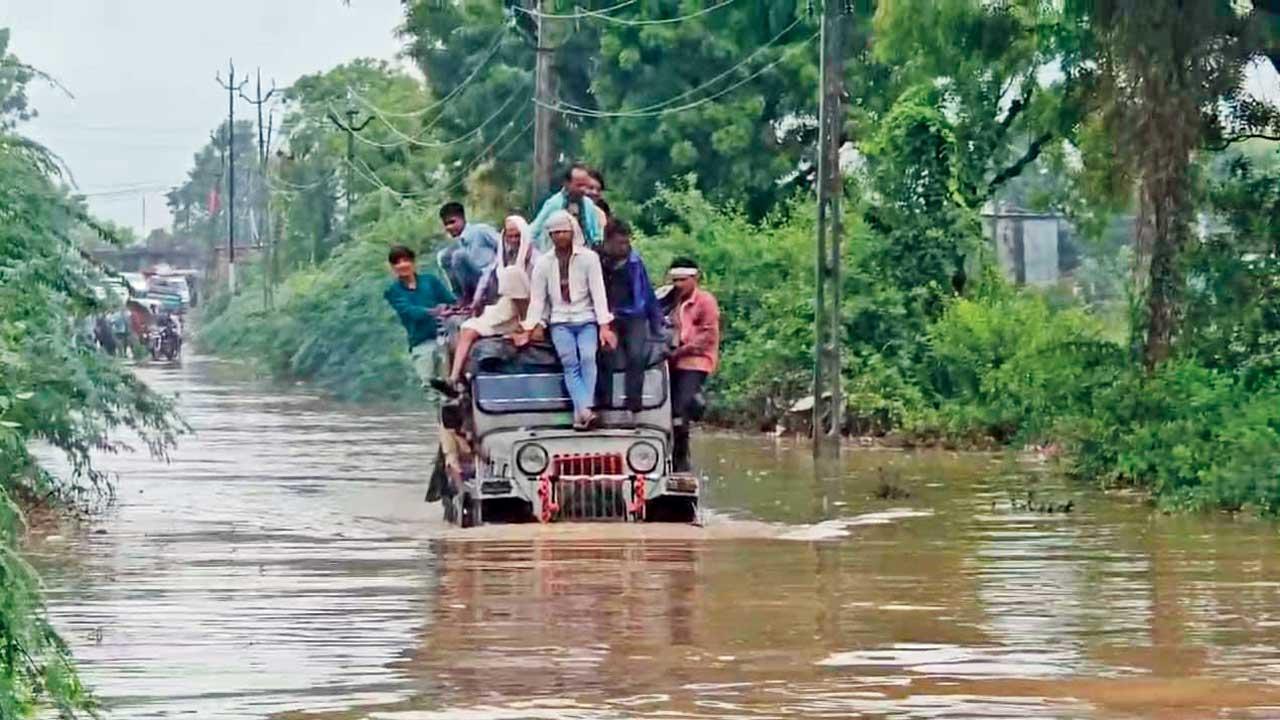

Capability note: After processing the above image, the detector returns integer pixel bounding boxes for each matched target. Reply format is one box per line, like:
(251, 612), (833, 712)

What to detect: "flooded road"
(29, 358), (1280, 719)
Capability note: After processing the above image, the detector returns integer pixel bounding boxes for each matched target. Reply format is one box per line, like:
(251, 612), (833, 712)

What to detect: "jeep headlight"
(516, 443), (550, 475)
(626, 441), (660, 474)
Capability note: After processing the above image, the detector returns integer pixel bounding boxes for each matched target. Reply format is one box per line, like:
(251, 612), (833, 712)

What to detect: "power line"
(32, 121), (212, 135)
(266, 173), (332, 193)
(344, 156), (421, 198)
(77, 181), (175, 196)
(517, 0), (740, 26)
(545, 30), (819, 119)
(327, 102), (374, 220)
(439, 118), (535, 196)
(514, 0), (638, 19)
(84, 189), (173, 202)
(348, 90), (533, 150)
(351, 118), (520, 202)
(352, 20), (515, 120)
(551, 17), (806, 117)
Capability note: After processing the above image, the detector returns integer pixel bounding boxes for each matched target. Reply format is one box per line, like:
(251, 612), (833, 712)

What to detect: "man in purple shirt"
(597, 219), (664, 419)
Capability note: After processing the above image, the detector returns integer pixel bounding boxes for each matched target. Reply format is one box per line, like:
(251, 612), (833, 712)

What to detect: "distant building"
(983, 204), (1079, 286)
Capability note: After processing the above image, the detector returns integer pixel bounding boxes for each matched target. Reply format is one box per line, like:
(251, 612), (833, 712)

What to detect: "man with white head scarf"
(471, 215), (540, 313)
(517, 209), (617, 429)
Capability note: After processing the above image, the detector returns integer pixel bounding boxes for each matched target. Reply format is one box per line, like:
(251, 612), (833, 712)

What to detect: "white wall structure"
(984, 206), (1067, 286)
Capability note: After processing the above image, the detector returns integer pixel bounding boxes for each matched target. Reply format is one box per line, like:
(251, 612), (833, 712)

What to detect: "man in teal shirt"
(384, 244), (456, 388)
(528, 163), (604, 250)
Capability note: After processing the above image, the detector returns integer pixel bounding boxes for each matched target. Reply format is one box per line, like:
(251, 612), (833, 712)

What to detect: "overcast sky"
(1, 0), (406, 235)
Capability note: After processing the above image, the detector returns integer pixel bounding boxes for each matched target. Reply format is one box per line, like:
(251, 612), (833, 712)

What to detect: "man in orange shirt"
(667, 258), (720, 472)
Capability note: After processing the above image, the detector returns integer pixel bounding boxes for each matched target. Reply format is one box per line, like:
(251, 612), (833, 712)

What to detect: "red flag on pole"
(207, 187), (221, 216)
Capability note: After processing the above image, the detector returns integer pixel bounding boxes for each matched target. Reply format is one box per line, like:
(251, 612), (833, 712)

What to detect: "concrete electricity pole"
(216, 60), (249, 294)
(813, 0), (846, 459)
(531, 0), (557, 207)
(241, 68), (277, 308)
(327, 99), (373, 223)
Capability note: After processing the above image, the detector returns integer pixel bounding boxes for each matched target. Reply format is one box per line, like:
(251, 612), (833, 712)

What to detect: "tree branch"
(985, 131), (1054, 200)
(997, 80), (1035, 137)
(1205, 132), (1280, 151)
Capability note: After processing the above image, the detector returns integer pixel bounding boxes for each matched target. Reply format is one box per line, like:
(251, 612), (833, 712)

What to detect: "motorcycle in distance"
(147, 313), (182, 363)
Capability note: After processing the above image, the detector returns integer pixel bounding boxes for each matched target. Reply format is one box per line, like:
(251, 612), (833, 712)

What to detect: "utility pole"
(813, 0), (846, 460)
(531, 0), (557, 207)
(216, 60), (249, 294)
(241, 68), (277, 308)
(327, 99), (373, 224)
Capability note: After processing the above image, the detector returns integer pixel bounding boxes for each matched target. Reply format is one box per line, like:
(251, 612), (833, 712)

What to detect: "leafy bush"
(630, 182), (814, 425)
(199, 202), (442, 402)
(634, 179), (963, 431)
(1066, 361), (1280, 514)
(921, 289), (1125, 442)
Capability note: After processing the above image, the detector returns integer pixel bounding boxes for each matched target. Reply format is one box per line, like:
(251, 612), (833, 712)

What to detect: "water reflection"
(26, 357), (1280, 719)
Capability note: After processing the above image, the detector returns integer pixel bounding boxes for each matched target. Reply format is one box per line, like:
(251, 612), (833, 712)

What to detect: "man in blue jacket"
(384, 244), (456, 389)
(597, 219), (664, 420)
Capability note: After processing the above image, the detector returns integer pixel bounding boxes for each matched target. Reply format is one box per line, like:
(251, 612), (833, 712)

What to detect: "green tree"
(1, 35), (185, 715)
(0, 29), (37, 130)
(398, 1), (838, 221)
(273, 59), (437, 268)
(854, 0), (1089, 365)
(1070, 0), (1280, 367)
(164, 120), (260, 269)
(580, 0), (822, 221)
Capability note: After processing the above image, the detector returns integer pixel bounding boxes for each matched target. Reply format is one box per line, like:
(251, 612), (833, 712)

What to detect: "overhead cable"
(78, 183), (174, 197)
(546, 30), (818, 119)
(557, 16), (804, 117)
(517, 0), (739, 26)
(351, 20), (514, 120)
(438, 119), (535, 196)
(513, 0), (638, 19)
(349, 157), (433, 198)
(353, 90), (533, 149)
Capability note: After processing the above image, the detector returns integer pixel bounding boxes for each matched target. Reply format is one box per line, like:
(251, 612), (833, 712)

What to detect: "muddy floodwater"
(28, 358), (1280, 719)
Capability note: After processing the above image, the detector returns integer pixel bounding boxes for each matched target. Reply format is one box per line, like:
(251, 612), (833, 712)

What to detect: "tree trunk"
(1137, 152), (1192, 370)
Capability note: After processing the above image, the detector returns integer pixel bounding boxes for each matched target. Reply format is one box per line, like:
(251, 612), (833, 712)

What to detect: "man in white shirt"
(516, 210), (617, 429)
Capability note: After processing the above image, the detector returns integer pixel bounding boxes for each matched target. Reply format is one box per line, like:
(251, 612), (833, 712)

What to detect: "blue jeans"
(550, 322), (599, 417)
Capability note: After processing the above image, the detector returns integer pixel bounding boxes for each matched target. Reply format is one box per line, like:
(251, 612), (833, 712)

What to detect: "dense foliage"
(1, 31), (185, 716)
(187, 1), (1280, 518)
(198, 203), (435, 401)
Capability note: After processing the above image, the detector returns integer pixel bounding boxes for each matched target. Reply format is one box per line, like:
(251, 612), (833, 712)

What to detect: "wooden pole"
(532, 0), (557, 208)
(813, 0), (845, 459)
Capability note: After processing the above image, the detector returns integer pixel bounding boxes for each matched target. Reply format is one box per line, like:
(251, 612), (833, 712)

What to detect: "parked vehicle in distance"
(147, 274), (191, 308)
